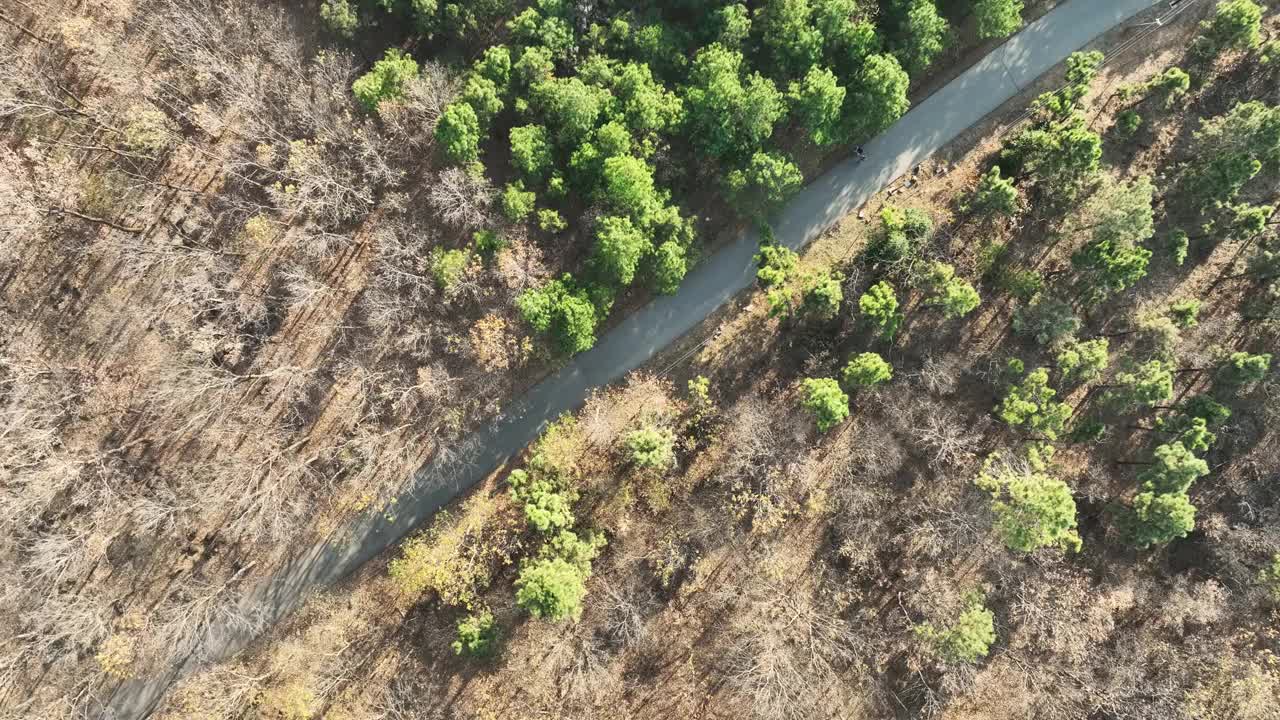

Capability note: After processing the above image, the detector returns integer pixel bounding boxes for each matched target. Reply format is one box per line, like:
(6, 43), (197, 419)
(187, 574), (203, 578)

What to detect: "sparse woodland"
(3, 0), (1280, 719)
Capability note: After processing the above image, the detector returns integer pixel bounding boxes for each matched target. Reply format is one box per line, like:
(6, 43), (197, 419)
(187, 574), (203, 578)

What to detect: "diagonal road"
(106, 0), (1161, 715)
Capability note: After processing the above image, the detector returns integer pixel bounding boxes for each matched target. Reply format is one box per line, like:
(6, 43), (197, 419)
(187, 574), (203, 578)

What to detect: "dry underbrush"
(141, 5), (1280, 719)
(0, 0), (561, 713)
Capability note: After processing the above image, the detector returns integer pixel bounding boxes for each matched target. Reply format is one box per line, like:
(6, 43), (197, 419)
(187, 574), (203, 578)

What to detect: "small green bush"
(353, 48), (419, 112)
(859, 281), (903, 341)
(1116, 110), (1142, 137)
(537, 209), (568, 233)
(623, 426), (676, 470)
(472, 229), (508, 257)
(501, 182), (537, 221)
(451, 610), (498, 657)
(430, 248), (470, 290)
(801, 377), (849, 432)
(916, 592), (997, 664)
(842, 352), (892, 387)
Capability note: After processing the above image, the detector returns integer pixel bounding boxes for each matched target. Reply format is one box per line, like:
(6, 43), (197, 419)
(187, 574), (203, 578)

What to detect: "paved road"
(105, 0), (1160, 715)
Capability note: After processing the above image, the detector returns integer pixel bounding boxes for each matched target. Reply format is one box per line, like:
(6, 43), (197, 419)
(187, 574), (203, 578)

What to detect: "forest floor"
(137, 2), (1280, 720)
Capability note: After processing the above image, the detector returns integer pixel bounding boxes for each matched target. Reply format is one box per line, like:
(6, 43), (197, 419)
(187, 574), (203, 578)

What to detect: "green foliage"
(508, 2), (575, 57)
(1218, 351), (1271, 387)
(1159, 299), (1199, 331)
(869, 204), (932, 266)
(472, 229), (508, 258)
(788, 66), (847, 146)
(533, 77), (610, 144)
(755, 0), (823, 78)
(511, 427), (605, 622)
(1165, 228), (1190, 267)
(601, 156), (660, 217)
(436, 102), (482, 164)
(1080, 173), (1157, 248)
(547, 528), (606, 573)
(1224, 202), (1275, 241)
(1245, 247), (1280, 284)
(648, 241), (688, 294)
(683, 44), (786, 159)
(1056, 338), (1109, 384)
(1183, 101), (1280, 208)
(1136, 67), (1190, 108)
(1013, 295), (1079, 346)
(1116, 110), (1142, 137)
(725, 151), (805, 213)
(975, 457), (1082, 553)
(968, 166), (1018, 217)
(460, 75), (503, 127)
(1070, 418), (1107, 443)
(593, 215), (651, 286)
(800, 269), (844, 320)
(613, 63), (684, 133)
(999, 267), (1045, 303)
(715, 4), (752, 47)
(514, 46), (555, 86)
(1002, 113), (1101, 199)
(1126, 490), (1196, 549)
(827, 15), (882, 79)
(1258, 554), (1280, 602)
(1033, 51), (1103, 119)
(859, 281), (903, 341)
(437, 0), (511, 39)
(1263, 38), (1280, 64)
(801, 377), (849, 432)
(846, 53), (910, 137)
(624, 426), (676, 469)
(501, 182), (537, 221)
(974, 0), (1023, 40)
(1131, 314), (1181, 363)
(1071, 176), (1155, 302)
(996, 367), (1071, 441)
(517, 275), (599, 354)
(537, 209), (568, 233)
(452, 610), (498, 657)
(1139, 441), (1209, 495)
(916, 592), (996, 664)
(515, 554), (590, 621)
(405, 0), (438, 33)
(892, 0), (950, 76)
(1194, 0), (1263, 58)
(1184, 394), (1232, 427)
(508, 468), (576, 534)
(509, 124), (553, 182)
(1174, 417), (1216, 453)
(430, 248), (470, 290)
(320, 0), (359, 38)
(1157, 401), (1222, 452)
(754, 242), (799, 288)
(922, 262), (980, 319)
(475, 46), (511, 88)
(353, 49), (419, 112)
(842, 352), (893, 387)
(688, 375), (713, 413)
(1115, 359), (1174, 409)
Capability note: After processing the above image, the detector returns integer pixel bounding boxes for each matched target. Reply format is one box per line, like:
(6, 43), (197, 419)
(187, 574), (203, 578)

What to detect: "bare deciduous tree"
(428, 167), (493, 231)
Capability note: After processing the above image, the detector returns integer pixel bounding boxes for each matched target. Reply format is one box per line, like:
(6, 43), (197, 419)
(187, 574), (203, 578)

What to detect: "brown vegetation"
(134, 5), (1280, 720)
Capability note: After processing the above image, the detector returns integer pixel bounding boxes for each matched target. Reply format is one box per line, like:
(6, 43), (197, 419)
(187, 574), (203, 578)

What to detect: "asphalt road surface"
(105, 0), (1162, 715)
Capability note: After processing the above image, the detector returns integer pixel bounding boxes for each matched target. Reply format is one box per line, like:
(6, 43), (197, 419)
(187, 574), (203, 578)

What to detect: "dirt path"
(104, 0), (1166, 715)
